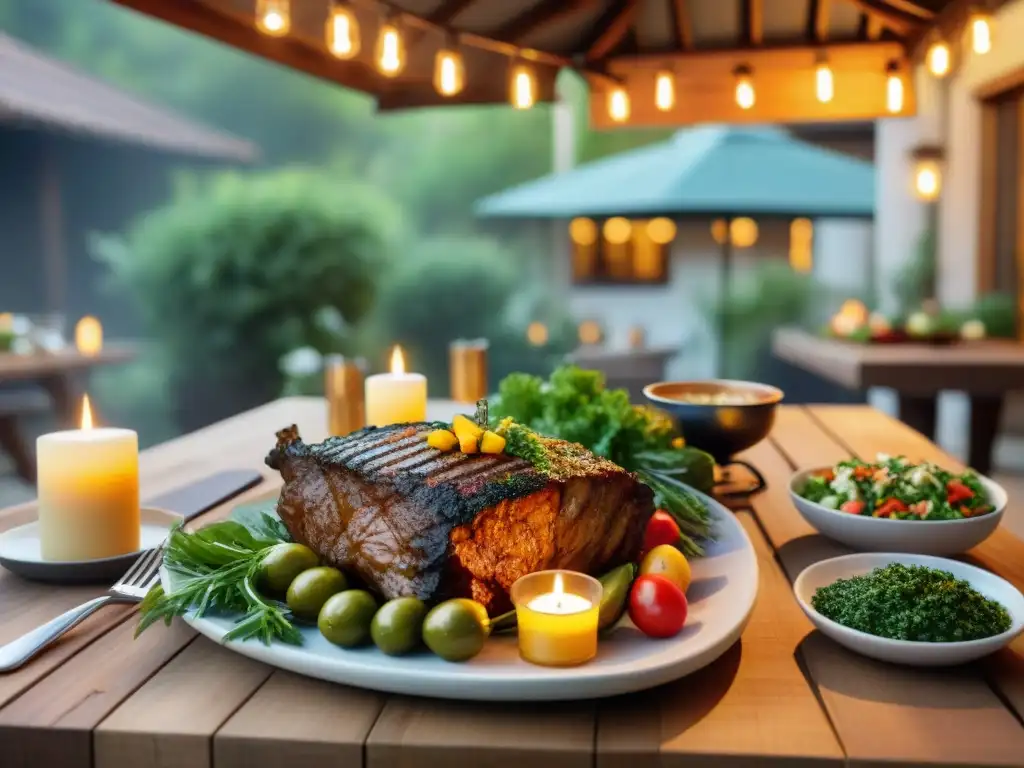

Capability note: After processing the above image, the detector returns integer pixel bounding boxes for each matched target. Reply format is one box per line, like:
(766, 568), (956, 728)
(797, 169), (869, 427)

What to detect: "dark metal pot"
(642, 379), (784, 465)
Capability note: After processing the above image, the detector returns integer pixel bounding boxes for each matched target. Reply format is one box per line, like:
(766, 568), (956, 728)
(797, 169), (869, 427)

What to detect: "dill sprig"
(136, 517), (302, 646)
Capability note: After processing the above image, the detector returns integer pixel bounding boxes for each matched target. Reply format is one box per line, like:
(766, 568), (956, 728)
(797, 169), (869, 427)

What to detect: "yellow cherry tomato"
(639, 544), (691, 594)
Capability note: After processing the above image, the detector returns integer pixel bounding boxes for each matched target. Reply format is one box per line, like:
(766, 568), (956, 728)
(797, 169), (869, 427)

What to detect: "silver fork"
(0, 544), (165, 672)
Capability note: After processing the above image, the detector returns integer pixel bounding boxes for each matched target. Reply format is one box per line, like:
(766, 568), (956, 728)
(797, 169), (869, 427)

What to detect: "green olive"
(371, 597), (428, 656)
(258, 543), (319, 595)
(318, 590), (378, 647)
(421, 598), (490, 662)
(286, 567), (347, 620)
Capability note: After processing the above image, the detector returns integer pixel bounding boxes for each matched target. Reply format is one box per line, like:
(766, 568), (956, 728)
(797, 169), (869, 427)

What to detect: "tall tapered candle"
(364, 345), (427, 427)
(37, 395), (140, 561)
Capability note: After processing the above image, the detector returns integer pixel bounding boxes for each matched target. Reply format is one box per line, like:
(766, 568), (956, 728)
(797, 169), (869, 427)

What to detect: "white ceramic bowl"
(794, 552), (1024, 666)
(789, 467), (1007, 555)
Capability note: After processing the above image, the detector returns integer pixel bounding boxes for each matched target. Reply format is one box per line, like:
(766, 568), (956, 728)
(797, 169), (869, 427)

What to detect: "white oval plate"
(794, 552), (1024, 666)
(166, 490), (758, 702)
(790, 467), (1006, 555)
(0, 507), (179, 584)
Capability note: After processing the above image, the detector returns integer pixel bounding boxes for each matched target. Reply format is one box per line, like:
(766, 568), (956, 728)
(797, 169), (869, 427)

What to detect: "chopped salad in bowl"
(799, 455), (994, 521)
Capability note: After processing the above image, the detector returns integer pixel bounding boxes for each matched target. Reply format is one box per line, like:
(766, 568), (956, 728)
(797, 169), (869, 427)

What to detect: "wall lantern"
(909, 144), (944, 202)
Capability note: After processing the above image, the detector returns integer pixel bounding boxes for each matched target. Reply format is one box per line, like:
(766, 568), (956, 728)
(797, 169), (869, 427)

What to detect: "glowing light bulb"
(815, 61), (834, 104)
(886, 69), (904, 114)
(376, 22), (405, 77)
(256, 0), (290, 36)
(434, 48), (465, 96)
(914, 161), (941, 201)
(510, 63), (536, 110)
(655, 70), (675, 111)
(735, 68), (755, 110)
(326, 4), (360, 59)
(970, 12), (993, 54)
(926, 41), (951, 77)
(608, 87), (630, 122)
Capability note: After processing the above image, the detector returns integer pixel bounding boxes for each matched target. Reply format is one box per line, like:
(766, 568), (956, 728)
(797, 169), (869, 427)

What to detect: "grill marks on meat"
(266, 423), (655, 614)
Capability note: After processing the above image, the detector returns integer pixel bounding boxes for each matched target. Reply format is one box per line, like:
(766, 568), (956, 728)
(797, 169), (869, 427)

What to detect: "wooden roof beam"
(838, 0), (926, 36)
(407, 0), (480, 48)
(807, 0), (832, 42)
(669, 0), (694, 50)
(494, 0), (599, 45)
(741, 0), (764, 45)
(584, 0), (640, 63)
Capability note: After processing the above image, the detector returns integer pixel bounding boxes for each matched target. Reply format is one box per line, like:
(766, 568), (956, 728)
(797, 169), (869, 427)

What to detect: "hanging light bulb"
(815, 56), (834, 104)
(434, 45), (466, 97)
(885, 61), (904, 114)
(926, 40), (951, 77)
(325, 1), (360, 59)
(255, 0), (290, 36)
(968, 9), (993, 55)
(734, 66), (755, 110)
(608, 87), (630, 122)
(655, 70), (675, 111)
(510, 62), (536, 109)
(375, 18), (406, 77)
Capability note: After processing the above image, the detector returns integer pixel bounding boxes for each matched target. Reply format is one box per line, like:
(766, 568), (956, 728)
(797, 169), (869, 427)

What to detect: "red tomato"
(642, 511), (681, 555)
(873, 498), (908, 518)
(840, 500), (865, 515)
(946, 480), (974, 505)
(629, 574), (688, 638)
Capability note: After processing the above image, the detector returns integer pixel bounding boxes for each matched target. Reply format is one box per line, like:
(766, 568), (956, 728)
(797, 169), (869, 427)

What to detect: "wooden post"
(39, 140), (67, 316)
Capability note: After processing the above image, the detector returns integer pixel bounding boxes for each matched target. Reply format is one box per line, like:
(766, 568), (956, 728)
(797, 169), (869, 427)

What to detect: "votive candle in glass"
(511, 570), (602, 667)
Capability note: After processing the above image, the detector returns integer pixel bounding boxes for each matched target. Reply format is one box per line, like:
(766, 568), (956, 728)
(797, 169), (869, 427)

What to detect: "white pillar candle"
(365, 345), (427, 427)
(37, 395), (139, 561)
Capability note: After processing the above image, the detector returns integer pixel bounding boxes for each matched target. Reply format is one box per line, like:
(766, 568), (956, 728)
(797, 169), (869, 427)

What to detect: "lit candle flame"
(390, 345), (406, 375)
(81, 394), (93, 430)
(553, 572), (564, 595)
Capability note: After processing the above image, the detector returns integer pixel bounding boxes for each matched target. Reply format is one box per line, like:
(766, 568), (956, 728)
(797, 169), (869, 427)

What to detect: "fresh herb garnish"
(811, 563), (1012, 642)
(136, 513), (302, 646)
(490, 365), (715, 554)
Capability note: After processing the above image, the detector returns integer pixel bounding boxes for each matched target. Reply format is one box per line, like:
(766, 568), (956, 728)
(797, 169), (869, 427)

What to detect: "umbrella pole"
(718, 218), (733, 378)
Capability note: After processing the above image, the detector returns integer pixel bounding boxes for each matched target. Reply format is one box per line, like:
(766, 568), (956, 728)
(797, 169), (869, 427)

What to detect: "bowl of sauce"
(643, 380), (783, 464)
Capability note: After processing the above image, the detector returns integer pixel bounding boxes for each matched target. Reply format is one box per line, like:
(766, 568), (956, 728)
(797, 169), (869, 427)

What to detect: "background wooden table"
(1, 397), (1023, 768)
(772, 326), (1024, 474)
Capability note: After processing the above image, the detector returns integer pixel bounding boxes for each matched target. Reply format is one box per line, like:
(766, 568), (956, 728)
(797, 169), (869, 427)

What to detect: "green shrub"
(91, 168), (401, 429)
(365, 236), (575, 394)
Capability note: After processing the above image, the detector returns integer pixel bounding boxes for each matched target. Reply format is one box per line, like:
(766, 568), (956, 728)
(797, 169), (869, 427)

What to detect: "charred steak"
(266, 423), (655, 615)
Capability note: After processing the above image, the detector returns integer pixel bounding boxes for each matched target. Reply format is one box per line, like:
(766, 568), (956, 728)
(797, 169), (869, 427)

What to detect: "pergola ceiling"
(109, 0), (967, 124)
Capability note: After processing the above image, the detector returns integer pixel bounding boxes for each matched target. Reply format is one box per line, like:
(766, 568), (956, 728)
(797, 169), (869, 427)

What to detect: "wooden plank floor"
(1, 398), (1023, 768)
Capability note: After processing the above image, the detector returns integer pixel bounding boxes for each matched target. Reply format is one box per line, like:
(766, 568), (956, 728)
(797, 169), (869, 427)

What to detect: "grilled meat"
(266, 423), (655, 615)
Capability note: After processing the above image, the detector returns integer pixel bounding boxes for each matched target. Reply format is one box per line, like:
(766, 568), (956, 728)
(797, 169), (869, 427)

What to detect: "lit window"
(570, 218), (673, 285)
(789, 218), (814, 273)
(710, 218), (759, 248)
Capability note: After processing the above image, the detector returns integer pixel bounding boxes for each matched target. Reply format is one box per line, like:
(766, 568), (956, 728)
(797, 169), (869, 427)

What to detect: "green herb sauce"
(811, 563), (1012, 642)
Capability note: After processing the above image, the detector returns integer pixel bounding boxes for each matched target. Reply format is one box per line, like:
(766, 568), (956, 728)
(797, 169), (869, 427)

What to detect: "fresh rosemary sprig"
(135, 517), (302, 646)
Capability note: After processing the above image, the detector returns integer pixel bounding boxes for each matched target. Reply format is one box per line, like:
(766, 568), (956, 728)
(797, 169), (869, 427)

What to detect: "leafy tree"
(91, 167), (402, 429)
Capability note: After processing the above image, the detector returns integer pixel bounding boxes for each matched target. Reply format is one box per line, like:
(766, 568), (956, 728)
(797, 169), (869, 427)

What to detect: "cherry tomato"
(628, 574), (688, 638)
(840, 500), (865, 515)
(639, 544), (692, 593)
(873, 498), (907, 518)
(946, 480), (974, 505)
(642, 510), (681, 555)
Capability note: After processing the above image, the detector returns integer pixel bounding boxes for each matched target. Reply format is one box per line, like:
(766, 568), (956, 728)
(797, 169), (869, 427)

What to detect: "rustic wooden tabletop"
(0, 344), (137, 382)
(1, 397), (1023, 768)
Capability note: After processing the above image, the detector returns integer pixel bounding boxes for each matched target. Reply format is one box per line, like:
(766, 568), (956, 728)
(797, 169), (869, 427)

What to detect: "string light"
(885, 61), (904, 114)
(914, 161), (941, 201)
(510, 62), (536, 109)
(734, 66), (755, 110)
(255, 0), (290, 36)
(655, 70), (675, 111)
(434, 45), (466, 96)
(375, 19), (406, 77)
(325, 1), (360, 59)
(815, 56), (834, 104)
(969, 9), (993, 54)
(608, 87), (630, 122)
(926, 40), (951, 77)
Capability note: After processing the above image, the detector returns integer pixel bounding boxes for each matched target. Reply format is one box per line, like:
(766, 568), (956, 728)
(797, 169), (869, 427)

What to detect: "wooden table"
(773, 327), (1024, 474)
(0, 345), (136, 481)
(2, 397), (1024, 768)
